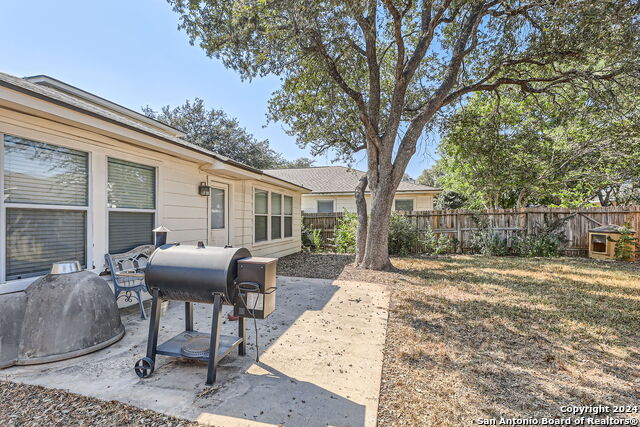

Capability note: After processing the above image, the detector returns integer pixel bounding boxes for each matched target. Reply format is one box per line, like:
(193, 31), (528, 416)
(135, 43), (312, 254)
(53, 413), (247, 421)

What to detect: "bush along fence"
(302, 205), (640, 257)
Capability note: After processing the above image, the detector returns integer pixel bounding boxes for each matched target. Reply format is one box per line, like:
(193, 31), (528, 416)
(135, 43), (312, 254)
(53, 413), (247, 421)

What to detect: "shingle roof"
(590, 224), (635, 233)
(264, 166), (440, 194)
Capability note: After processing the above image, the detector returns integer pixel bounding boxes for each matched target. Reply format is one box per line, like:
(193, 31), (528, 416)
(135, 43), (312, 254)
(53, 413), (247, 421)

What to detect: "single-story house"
(265, 166), (441, 213)
(0, 72), (309, 286)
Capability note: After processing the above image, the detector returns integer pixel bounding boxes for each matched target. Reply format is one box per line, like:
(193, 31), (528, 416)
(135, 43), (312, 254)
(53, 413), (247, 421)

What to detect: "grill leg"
(206, 293), (222, 385)
(238, 316), (246, 356)
(185, 302), (194, 332)
(146, 288), (162, 362)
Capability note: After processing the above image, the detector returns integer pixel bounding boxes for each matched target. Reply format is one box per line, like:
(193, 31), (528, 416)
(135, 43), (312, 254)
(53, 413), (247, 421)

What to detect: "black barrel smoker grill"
(134, 241), (276, 385)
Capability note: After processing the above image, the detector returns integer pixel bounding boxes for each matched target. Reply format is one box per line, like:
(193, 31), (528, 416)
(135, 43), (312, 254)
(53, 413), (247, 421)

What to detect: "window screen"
(317, 200), (334, 213)
(107, 158), (156, 253)
(107, 158), (155, 209)
(211, 188), (225, 229)
(395, 199), (414, 211)
(3, 135), (88, 206)
(255, 216), (268, 242)
(284, 196), (293, 238)
(255, 190), (269, 242)
(271, 193), (282, 239)
(3, 135), (89, 281)
(108, 212), (154, 253)
(6, 209), (86, 280)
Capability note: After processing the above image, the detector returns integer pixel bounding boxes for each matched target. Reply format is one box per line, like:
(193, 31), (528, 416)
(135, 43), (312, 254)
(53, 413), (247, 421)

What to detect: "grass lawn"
(280, 253), (640, 426)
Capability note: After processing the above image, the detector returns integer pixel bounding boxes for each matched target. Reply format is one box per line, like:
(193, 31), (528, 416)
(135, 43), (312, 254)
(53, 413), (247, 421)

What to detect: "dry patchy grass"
(279, 253), (640, 426)
(380, 256), (640, 426)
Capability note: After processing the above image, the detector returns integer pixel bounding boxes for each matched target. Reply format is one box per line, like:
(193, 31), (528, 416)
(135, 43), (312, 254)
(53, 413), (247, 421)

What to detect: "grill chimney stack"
(153, 226), (171, 248)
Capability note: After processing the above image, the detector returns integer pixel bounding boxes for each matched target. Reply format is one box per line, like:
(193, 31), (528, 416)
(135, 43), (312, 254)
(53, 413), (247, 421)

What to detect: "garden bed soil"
(0, 380), (197, 426)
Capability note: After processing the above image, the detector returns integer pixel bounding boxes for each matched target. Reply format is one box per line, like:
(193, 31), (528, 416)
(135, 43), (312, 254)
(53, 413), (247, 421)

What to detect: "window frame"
(106, 156), (157, 253)
(270, 192), (282, 240)
(283, 195), (293, 238)
(210, 186), (226, 230)
(1, 133), (92, 283)
(253, 187), (295, 245)
(316, 199), (335, 213)
(394, 197), (416, 211)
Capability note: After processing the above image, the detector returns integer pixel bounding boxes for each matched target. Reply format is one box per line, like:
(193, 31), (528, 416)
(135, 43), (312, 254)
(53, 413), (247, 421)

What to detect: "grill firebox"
(134, 238), (276, 385)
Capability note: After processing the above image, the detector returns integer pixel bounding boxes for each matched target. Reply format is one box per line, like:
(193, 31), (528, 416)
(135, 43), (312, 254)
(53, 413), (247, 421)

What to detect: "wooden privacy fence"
(302, 205), (640, 256)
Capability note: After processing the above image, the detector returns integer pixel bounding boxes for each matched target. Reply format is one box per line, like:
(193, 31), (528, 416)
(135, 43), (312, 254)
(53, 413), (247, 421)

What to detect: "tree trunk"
(357, 176), (395, 270)
(355, 175), (368, 265)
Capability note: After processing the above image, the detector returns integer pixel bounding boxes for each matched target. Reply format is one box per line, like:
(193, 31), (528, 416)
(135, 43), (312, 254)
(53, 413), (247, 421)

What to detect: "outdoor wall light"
(198, 182), (210, 196)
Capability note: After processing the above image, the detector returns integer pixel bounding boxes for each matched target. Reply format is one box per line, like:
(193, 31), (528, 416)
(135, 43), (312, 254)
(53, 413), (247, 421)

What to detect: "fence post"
(301, 205), (640, 256)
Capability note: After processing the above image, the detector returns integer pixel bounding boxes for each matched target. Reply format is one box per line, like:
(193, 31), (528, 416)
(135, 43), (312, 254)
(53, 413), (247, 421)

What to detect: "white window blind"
(4, 134), (88, 205)
(6, 209), (87, 280)
(108, 212), (155, 253)
(3, 135), (89, 281)
(107, 158), (155, 209)
(107, 158), (156, 253)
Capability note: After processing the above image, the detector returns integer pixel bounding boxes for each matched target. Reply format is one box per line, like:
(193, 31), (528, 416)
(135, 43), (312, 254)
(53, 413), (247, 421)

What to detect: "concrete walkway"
(1, 276), (389, 427)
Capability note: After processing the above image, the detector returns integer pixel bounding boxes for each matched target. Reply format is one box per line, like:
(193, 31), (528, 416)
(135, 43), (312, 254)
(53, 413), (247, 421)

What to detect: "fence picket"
(302, 205), (640, 256)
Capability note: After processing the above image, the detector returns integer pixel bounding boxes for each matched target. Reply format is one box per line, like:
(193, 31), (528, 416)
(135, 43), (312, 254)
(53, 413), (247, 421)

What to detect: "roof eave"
(307, 189), (442, 195)
(0, 77), (309, 193)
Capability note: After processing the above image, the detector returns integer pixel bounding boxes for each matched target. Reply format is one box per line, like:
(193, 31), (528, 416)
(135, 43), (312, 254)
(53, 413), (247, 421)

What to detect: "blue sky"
(0, 0), (437, 178)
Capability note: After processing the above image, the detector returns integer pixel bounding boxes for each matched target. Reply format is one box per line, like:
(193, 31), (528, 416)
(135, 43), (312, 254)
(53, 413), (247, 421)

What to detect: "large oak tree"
(169, 0), (639, 269)
(142, 99), (313, 169)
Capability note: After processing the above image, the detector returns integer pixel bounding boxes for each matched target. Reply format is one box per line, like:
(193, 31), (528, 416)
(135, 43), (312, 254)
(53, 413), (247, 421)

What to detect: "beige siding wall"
(0, 107), (301, 284)
(302, 193), (436, 213)
(210, 177), (303, 258)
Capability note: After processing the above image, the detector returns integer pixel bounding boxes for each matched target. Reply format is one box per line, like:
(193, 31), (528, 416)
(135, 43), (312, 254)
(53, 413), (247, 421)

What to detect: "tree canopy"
(143, 99), (313, 169)
(167, 0), (640, 269)
(431, 82), (640, 208)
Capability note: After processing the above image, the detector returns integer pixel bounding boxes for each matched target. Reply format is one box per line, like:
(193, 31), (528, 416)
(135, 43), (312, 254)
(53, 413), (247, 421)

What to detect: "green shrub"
(512, 216), (568, 257)
(613, 224), (638, 261)
(419, 224), (454, 255)
(469, 228), (509, 256)
(302, 226), (324, 252)
(388, 213), (420, 256)
(513, 233), (563, 257)
(334, 211), (358, 253)
(434, 234), (453, 255)
(469, 214), (568, 257)
(421, 225), (437, 254)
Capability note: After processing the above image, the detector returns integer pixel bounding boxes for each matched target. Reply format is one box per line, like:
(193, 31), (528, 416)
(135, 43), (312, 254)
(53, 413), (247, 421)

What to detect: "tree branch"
(307, 28), (381, 150)
(354, 0), (381, 133)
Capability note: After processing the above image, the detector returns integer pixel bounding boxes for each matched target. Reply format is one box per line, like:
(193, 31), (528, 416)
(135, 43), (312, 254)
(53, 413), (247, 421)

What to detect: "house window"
(107, 158), (156, 253)
(2, 135), (88, 280)
(317, 200), (334, 213)
(254, 189), (293, 242)
(395, 199), (414, 211)
(284, 196), (293, 238)
(271, 193), (282, 240)
(255, 189), (268, 242)
(211, 187), (225, 229)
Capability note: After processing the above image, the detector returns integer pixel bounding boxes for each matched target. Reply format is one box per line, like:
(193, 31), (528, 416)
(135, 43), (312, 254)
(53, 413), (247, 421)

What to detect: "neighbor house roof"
(0, 71), (309, 191)
(264, 166), (441, 194)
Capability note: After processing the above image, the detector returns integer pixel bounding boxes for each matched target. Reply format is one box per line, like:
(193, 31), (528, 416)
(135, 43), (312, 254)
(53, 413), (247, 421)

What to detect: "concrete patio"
(1, 276), (389, 427)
